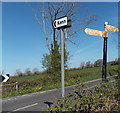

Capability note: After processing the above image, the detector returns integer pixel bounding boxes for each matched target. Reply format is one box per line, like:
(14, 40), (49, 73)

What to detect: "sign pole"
(102, 37), (108, 81)
(102, 22), (108, 81)
(60, 28), (65, 98)
(53, 16), (71, 98)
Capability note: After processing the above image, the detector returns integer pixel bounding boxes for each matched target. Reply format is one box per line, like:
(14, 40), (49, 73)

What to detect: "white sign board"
(53, 17), (68, 29)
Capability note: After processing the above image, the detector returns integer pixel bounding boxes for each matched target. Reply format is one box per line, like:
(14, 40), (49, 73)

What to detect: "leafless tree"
(80, 62), (85, 69)
(94, 59), (103, 67)
(86, 61), (91, 68)
(26, 2), (96, 53)
(14, 69), (23, 76)
(32, 68), (40, 75)
(24, 68), (32, 76)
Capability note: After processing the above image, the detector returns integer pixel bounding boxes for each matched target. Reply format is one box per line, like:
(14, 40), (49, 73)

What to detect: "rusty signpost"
(85, 22), (119, 81)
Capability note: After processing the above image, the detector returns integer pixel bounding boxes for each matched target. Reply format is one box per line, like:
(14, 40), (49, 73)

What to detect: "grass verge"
(2, 65), (118, 98)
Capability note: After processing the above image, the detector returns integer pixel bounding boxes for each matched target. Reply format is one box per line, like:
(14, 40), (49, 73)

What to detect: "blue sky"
(2, 2), (119, 75)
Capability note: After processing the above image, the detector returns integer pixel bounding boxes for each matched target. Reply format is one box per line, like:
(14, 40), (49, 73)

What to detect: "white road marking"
(8, 103), (38, 113)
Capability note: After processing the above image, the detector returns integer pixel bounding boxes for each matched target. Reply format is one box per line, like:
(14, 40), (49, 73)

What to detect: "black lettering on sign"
(57, 20), (66, 25)
(57, 21), (59, 25)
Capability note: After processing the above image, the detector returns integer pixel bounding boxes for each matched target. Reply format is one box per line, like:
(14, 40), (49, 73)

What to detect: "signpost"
(85, 22), (119, 81)
(53, 16), (71, 97)
(84, 28), (108, 37)
(0, 74), (9, 83)
(105, 24), (119, 32)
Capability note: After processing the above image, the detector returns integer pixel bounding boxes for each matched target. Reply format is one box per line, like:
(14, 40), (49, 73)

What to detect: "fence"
(2, 81), (36, 94)
(1, 82), (18, 93)
(1, 76), (52, 94)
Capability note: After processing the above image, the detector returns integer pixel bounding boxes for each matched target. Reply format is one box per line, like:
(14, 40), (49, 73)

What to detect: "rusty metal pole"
(102, 22), (108, 81)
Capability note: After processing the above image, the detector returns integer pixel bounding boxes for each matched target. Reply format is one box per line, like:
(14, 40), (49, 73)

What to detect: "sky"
(1, 2), (119, 75)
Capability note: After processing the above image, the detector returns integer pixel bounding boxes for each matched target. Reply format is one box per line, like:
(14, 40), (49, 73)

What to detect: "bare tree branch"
(27, 2), (97, 53)
(26, 2), (51, 53)
(68, 16), (96, 38)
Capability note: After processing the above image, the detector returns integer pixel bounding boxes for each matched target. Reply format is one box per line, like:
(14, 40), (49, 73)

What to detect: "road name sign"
(0, 74), (9, 83)
(53, 17), (68, 29)
(84, 28), (108, 37)
(106, 25), (119, 32)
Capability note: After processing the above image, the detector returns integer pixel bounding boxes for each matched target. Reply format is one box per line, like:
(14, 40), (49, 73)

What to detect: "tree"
(80, 62), (85, 69)
(86, 61), (91, 68)
(94, 59), (103, 67)
(27, 2), (96, 76)
(32, 68), (40, 75)
(41, 53), (52, 74)
(24, 68), (32, 76)
(14, 69), (23, 77)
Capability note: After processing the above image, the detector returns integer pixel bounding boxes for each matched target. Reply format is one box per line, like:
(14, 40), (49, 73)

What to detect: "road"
(1, 77), (116, 113)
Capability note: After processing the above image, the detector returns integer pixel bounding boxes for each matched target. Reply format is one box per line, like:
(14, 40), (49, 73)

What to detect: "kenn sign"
(53, 17), (68, 29)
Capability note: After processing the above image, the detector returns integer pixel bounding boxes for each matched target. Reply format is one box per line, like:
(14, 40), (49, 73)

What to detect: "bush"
(49, 80), (119, 112)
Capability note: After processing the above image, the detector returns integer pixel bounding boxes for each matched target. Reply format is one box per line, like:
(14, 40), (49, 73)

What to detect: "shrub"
(49, 80), (119, 112)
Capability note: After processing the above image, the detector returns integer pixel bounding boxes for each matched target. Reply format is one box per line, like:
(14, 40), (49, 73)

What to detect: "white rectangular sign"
(53, 17), (68, 29)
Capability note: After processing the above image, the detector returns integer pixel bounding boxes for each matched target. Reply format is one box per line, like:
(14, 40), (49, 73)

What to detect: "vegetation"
(2, 65), (118, 98)
(48, 79), (119, 112)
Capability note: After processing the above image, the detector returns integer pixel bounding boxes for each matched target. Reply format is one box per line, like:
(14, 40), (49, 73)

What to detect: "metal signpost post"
(60, 29), (65, 97)
(53, 16), (71, 98)
(84, 22), (119, 81)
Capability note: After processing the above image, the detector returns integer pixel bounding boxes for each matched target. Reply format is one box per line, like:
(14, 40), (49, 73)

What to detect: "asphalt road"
(2, 77), (115, 113)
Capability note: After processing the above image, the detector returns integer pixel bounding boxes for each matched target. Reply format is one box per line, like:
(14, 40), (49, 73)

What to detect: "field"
(2, 65), (118, 98)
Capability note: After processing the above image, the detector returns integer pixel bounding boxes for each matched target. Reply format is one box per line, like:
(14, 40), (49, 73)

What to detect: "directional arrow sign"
(84, 28), (108, 37)
(0, 74), (9, 83)
(106, 25), (119, 32)
(53, 17), (68, 29)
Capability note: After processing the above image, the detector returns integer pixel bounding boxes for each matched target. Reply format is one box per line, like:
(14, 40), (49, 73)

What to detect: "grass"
(10, 73), (47, 82)
(2, 65), (118, 98)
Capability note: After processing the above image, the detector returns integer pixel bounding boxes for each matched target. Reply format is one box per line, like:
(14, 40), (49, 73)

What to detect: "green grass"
(10, 73), (47, 82)
(9, 65), (117, 82)
(2, 65), (118, 98)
